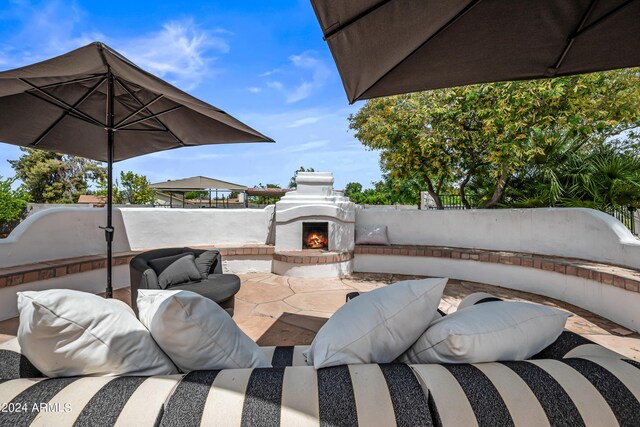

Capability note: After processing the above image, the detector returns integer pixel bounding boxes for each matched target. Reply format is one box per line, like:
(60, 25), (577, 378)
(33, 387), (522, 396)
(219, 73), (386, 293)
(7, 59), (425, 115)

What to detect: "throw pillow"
(304, 278), (447, 369)
(355, 225), (391, 245)
(195, 250), (219, 279)
(137, 290), (271, 372)
(157, 254), (202, 289)
(17, 289), (177, 377)
(400, 301), (571, 364)
(148, 252), (194, 275)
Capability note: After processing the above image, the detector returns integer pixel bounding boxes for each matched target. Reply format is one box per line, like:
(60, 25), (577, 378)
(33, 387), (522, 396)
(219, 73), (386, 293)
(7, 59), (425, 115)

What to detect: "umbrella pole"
(105, 70), (115, 298)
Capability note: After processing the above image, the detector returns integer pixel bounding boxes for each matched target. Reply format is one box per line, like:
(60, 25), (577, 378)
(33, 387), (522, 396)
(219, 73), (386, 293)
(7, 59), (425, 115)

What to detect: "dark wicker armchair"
(129, 247), (240, 315)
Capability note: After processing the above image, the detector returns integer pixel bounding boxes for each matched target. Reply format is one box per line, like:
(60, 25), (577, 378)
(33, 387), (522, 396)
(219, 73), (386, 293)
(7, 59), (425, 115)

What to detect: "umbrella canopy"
(310, 0), (640, 103)
(0, 42), (273, 159)
(0, 42), (273, 297)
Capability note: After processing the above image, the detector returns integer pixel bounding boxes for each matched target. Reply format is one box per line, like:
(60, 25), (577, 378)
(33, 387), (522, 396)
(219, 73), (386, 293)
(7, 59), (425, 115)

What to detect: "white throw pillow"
(400, 301), (571, 364)
(304, 278), (447, 369)
(355, 225), (391, 245)
(17, 290), (177, 377)
(137, 290), (271, 372)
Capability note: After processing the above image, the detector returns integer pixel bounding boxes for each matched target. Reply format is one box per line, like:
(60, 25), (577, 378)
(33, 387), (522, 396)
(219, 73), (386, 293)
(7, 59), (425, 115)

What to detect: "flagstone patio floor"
(1, 273), (638, 360)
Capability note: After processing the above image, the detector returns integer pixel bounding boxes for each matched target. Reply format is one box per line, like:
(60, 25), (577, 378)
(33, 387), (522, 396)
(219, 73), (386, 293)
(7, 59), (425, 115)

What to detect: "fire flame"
(306, 232), (328, 249)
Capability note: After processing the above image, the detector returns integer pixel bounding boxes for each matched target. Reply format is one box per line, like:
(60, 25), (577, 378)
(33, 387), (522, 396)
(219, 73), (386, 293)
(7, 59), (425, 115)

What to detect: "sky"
(0, 0), (383, 189)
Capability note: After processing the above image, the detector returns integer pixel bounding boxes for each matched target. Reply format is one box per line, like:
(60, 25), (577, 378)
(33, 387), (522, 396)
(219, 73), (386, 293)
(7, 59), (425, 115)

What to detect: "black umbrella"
(0, 42), (273, 297)
(310, 0), (640, 103)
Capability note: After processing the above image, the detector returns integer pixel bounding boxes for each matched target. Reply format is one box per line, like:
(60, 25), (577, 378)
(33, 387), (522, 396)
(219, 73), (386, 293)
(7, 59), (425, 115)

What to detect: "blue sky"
(0, 0), (382, 189)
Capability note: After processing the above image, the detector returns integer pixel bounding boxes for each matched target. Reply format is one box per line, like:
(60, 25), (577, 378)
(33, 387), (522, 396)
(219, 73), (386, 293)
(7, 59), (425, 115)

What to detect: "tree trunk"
(483, 173), (508, 209)
(425, 177), (443, 209)
(459, 172), (472, 209)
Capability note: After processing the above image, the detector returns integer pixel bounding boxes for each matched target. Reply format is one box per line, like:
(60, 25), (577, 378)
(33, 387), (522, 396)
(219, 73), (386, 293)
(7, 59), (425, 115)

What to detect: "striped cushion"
(0, 339), (43, 380)
(0, 375), (183, 426)
(411, 357), (640, 427)
(160, 364), (431, 427)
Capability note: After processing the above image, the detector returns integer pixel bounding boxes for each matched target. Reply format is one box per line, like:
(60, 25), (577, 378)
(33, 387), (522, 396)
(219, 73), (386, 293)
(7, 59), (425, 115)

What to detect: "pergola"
(150, 176), (248, 208)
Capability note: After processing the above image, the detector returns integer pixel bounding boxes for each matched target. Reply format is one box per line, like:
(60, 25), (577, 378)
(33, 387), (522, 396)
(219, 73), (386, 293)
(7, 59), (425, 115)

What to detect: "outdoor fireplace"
(274, 172), (355, 277)
(302, 222), (329, 250)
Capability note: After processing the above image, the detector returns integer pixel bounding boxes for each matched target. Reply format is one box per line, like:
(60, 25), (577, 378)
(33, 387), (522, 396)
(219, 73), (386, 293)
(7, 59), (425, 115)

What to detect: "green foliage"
(184, 190), (209, 200)
(508, 141), (640, 210)
(343, 176), (420, 206)
(119, 171), (152, 204)
(0, 176), (30, 237)
(9, 148), (106, 203)
(349, 68), (640, 209)
(289, 166), (316, 188)
(250, 183), (283, 205)
(97, 171), (153, 205)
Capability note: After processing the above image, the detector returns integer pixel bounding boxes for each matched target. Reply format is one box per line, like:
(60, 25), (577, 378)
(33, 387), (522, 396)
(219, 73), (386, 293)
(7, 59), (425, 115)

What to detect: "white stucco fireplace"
(272, 172), (355, 277)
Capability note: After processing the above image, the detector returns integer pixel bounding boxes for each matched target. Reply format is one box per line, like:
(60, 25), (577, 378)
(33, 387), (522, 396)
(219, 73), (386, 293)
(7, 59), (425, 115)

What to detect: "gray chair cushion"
(149, 252), (194, 275)
(195, 250), (219, 279)
(158, 255), (202, 289)
(171, 274), (241, 304)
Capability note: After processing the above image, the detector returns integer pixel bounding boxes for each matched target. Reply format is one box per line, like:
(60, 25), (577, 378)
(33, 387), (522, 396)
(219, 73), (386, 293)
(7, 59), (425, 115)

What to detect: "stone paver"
(0, 273), (638, 361)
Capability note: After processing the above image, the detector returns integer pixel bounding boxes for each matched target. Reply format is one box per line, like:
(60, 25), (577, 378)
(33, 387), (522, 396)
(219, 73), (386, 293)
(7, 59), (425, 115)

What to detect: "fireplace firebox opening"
(302, 222), (329, 250)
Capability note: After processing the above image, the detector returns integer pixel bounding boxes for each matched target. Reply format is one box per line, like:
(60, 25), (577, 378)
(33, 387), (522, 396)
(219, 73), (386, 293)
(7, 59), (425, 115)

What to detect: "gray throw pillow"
(355, 225), (391, 245)
(158, 255), (202, 289)
(149, 252), (194, 275)
(195, 250), (219, 279)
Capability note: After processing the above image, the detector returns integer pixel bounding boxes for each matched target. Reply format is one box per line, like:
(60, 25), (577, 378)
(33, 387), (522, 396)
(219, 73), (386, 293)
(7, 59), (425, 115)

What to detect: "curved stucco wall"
(0, 206), (274, 267)
(0, 207), (130, 268)
(119, 207), (274, 250)
(356, 207), (640, 269)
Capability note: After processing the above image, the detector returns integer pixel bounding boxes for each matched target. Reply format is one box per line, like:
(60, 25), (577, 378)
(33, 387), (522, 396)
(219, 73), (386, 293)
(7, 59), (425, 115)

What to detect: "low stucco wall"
(119, 207), (274, 250)
(0, 207), (130, 268)
(356, 207), (640, 270)
(0, 206), (274, 268)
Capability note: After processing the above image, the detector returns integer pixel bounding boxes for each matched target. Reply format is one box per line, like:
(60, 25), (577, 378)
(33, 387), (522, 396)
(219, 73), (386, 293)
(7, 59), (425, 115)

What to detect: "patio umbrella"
(310, 0), (640, 103)
(0, 42), (273, 297)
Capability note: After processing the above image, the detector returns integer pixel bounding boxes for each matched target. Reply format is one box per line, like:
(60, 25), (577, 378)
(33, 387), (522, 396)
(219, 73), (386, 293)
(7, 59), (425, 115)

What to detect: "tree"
(250, 183), (282, 205)
(119, 171), (152, 204)
(289, 166), (316, 188)
(184, 190), (209, 200)
(9, 148), (106, 203)
(97, 171), (153, 205)
(343, 176), (420, 206)
(508, 140), (640, 210)
(0, 176), (30, 237)
(349, 69), (640, 209)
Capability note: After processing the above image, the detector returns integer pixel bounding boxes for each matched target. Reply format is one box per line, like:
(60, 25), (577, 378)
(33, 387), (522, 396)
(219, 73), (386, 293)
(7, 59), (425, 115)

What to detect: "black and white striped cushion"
(412, 357), (640, 427)
(160, 363), (431, 427)
(0, 375), (183, 426)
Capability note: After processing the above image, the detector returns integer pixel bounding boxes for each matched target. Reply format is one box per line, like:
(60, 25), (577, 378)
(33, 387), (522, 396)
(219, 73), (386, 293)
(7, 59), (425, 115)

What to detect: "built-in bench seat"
(355, 244), (640, 295)
(3, 243), (639, 297)
(0, 245), (275, 289)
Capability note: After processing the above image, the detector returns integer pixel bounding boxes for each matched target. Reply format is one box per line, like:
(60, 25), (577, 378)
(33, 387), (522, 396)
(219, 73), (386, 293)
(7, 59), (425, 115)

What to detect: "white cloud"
(247, 86), (262, 93)
(116, 19), (228, 90)
(287, 116), (324, 128)
(267, 81), (284, 91)
(0, 2), (227, 91)
(288, 140), (329, 153)
(260, 51), (331, 103)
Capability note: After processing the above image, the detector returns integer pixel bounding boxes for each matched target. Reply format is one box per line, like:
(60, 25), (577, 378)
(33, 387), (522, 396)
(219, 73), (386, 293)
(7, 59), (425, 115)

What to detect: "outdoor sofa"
(129, 247), (240, 316)
(1, 331), (638, 426)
